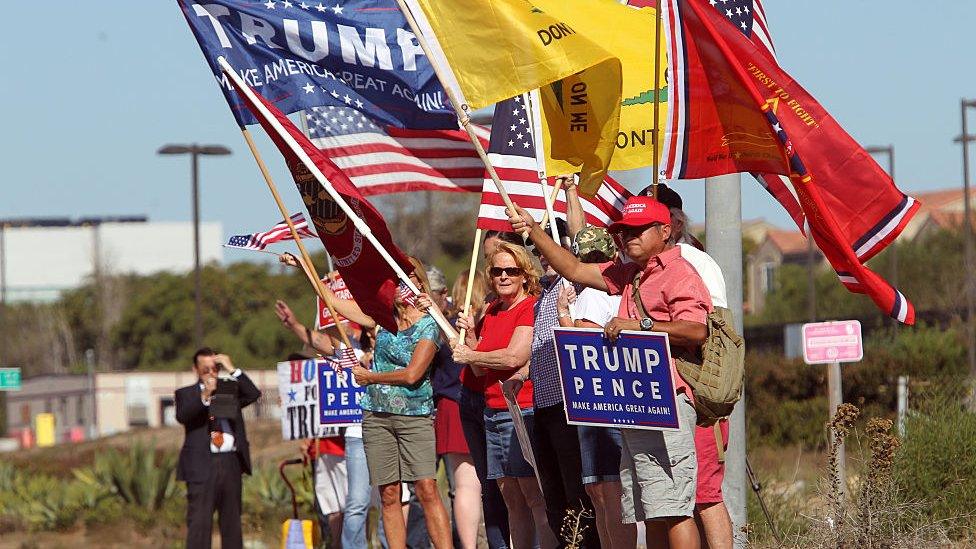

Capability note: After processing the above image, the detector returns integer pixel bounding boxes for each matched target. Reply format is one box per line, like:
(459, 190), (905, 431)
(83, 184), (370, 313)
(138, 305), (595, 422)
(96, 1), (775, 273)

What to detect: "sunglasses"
(617, 223), (662, 241)
(489, 266), (525, 278)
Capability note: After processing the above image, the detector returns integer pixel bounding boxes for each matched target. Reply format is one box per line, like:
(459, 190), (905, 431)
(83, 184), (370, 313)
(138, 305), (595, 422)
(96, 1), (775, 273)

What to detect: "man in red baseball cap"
(507, 195), (712, 549)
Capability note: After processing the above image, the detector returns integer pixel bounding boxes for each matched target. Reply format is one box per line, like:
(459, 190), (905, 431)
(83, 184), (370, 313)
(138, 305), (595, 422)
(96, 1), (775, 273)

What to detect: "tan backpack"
(631, 273), (745, 427)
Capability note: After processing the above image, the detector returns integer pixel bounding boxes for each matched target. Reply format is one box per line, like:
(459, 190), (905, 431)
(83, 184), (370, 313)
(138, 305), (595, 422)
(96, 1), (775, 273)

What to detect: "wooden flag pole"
(456, 228), (482, 345)
(537, 180), (565, 231)
(221, 58), (458, 341)
(394, 0), (518, 213)
(651, 0), (663, 199)
(240, 128), (353, 350)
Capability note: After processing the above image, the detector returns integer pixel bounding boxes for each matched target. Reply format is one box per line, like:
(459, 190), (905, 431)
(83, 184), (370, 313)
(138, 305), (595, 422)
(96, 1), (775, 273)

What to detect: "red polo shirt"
(600, 246), (713, 396)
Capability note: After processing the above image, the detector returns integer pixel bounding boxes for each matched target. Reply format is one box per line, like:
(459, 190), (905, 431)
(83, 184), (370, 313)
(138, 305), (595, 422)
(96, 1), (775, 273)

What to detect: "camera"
(210, 379), (240, 418)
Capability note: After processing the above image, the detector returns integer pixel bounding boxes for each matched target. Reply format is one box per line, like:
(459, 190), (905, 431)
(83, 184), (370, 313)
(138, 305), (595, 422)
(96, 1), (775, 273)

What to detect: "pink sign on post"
(802, 320), (863, 365)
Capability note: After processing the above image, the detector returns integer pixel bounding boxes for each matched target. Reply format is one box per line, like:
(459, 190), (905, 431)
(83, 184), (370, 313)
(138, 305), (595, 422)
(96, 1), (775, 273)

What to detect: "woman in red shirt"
(454, 241), (558, 549)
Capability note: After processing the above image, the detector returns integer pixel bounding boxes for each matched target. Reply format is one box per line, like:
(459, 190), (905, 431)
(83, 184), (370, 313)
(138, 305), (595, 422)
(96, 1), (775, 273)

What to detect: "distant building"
(747, 229), (823, 316)
(901, 188), (976, 240)
(0, 217), (222, 302)
(3, 370), (280, 447)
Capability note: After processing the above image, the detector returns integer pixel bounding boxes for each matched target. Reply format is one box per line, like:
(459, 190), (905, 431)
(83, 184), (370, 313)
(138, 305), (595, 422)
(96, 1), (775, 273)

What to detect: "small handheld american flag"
(397, 282), (419, 308)
(323, 345), (360, 382)
(226, 213), (317, 251)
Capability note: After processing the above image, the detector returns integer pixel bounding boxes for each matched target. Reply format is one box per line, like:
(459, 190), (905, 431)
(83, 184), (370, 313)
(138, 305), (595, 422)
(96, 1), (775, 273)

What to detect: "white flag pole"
(526, 91), (562, 247)
(218, 57), (458, 341)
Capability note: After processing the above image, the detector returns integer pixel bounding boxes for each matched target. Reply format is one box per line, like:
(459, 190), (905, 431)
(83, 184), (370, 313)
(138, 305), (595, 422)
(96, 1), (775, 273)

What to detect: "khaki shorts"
(620, 394), (698, 522)
(362, 410), (437, 486)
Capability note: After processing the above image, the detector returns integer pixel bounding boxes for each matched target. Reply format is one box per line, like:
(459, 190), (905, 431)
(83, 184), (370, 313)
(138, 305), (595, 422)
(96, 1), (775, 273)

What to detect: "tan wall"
(94, 370), (280, 437)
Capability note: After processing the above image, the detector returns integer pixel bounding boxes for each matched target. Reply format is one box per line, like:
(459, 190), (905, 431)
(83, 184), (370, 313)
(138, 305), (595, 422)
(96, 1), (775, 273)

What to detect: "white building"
(0, 217), (222, 302)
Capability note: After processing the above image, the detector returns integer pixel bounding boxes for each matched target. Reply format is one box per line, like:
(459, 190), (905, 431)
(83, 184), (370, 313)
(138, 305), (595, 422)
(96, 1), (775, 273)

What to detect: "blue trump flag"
(553, 328), (681, 431)
(177, 0), (457, 128)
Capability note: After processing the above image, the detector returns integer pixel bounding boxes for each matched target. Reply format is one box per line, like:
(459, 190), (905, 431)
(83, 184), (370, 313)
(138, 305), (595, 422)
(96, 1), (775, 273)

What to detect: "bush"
(75, 441), (178, 512)
(745, 324), (968, 450)
(894, 387), (976, 539)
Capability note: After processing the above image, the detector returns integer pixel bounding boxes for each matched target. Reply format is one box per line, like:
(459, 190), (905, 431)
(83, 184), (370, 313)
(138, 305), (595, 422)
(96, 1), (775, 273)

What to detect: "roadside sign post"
(0, 367), (21, 391)
(802, 320), (864, 499)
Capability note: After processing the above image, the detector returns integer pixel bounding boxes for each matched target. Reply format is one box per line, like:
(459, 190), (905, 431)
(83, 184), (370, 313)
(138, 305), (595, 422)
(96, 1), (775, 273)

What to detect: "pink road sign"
(802, 320), (863, 365)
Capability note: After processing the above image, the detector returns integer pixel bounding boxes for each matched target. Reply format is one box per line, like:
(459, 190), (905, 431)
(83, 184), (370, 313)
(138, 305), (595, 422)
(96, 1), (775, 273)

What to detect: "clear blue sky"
(2, 1), (974, 264)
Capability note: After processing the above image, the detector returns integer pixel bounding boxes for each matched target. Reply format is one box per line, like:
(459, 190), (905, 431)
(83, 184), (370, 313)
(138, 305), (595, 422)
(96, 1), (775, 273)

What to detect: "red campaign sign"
(316, 273), (355, 330)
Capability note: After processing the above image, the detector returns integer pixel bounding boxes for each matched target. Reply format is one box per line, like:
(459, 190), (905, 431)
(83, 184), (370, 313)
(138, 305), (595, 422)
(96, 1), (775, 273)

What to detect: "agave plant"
(80, 441), (178, 512)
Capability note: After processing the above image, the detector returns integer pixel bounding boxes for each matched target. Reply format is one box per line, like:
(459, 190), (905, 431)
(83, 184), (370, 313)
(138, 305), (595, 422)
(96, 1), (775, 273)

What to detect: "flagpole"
(651, 0), (663, 199)
(525, 90), (563, 246)
(537, 181), (565, 231)
(393, 0), (518, 214)
(456, 228), (482, 345)
(220, 58), (459, 341)
(239, 127), (353, 350)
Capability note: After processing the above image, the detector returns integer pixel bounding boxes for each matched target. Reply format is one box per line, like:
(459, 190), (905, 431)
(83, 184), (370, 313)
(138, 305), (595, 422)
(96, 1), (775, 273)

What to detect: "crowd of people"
(183, 180), (733, 549)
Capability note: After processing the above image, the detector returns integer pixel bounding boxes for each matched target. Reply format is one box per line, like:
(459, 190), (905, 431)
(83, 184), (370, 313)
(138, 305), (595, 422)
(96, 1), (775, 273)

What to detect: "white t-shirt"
(571, 287), (622, 328)
(678, 243), (728, 309)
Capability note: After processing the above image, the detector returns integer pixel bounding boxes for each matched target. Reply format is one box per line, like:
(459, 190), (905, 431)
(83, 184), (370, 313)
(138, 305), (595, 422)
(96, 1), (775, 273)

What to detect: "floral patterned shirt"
(360, 314), (440, 416)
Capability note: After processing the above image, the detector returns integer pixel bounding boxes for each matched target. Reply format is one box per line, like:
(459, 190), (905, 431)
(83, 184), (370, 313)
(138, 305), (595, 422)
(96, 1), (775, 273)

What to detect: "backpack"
(631, 273), (745, 426)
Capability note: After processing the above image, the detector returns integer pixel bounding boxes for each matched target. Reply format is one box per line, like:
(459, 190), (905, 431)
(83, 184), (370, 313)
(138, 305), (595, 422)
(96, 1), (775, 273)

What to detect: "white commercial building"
(0, 218), (223, 302)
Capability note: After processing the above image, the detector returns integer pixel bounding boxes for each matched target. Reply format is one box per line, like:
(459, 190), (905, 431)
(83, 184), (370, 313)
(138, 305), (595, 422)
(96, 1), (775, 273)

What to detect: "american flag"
(708, 0), (775, 58)
(305, 106), (489, 196)
(397, 282), (418, 308)
(225, 213), (316, 250)
(331, 346), (360, 370)
(477, 97), (632, 233)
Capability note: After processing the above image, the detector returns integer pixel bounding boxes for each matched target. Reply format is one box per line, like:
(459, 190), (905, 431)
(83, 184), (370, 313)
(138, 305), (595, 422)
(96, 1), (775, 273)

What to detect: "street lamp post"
(865, 146), (898, 294)
(157, 144), (231, 349)
(958, 100), (976, 381)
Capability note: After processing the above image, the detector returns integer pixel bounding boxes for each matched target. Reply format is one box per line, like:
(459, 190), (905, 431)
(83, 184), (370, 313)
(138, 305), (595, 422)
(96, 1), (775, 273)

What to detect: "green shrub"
(894, 390), (976, 539)
(76, 441), (178, 512)
(745, 324), (968, 450)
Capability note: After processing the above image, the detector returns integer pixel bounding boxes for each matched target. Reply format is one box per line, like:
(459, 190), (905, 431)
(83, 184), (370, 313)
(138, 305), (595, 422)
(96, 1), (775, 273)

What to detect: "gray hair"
(425, 266), (448, 292)
(668, 208), (695, 246)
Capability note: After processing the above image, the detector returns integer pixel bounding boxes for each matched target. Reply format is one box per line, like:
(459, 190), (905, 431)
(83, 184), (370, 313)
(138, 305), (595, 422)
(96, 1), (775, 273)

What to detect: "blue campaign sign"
(553, 328), (681, 431)
(178, 0), (457, 128)
(317, 360), (366, 427)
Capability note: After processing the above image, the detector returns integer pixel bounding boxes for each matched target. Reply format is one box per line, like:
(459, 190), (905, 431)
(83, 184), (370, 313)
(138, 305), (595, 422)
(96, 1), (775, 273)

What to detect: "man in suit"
(176, 348), (262, 549)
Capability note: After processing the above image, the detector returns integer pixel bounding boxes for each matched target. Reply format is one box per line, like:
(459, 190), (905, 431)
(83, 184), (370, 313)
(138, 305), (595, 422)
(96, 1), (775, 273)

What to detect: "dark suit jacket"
(175, 372), (262, 482)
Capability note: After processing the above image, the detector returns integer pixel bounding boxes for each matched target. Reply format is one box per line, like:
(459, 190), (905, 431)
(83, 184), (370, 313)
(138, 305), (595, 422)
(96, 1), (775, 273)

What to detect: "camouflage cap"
(573, 226), (618, 262)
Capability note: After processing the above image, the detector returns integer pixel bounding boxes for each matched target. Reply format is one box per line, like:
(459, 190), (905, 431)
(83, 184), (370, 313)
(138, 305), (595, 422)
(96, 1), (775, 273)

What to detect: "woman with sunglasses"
(307, 256), (451, 549)
(453, 241), (558, 549)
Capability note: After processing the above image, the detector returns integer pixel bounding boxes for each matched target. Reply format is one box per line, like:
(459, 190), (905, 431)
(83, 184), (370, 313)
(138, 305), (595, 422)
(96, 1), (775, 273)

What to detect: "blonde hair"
(451, 269), (489, 320)
(486, 242), (542, 297)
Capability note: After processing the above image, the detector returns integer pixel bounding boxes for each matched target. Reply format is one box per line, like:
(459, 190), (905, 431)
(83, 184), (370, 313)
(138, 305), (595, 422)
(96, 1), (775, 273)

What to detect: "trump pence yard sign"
(553, 328), (681, 431)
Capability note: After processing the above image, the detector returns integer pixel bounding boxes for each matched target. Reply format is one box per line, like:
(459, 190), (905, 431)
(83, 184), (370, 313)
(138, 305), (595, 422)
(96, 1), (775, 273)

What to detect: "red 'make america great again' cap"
(608, 197), (672, 233)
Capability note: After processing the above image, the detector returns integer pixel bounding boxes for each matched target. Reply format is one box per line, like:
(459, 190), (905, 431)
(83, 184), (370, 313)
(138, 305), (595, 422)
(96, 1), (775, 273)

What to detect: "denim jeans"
(458, 386), (511, 549)
(343, 435), (388, 549)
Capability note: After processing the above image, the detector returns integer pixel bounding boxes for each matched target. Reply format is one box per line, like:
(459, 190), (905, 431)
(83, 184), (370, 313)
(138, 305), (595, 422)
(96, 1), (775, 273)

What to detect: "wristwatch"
(639, 317), (654, 331)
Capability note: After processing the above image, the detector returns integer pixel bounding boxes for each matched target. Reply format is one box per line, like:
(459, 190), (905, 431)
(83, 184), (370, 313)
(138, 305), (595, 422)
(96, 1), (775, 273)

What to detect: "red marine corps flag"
(223, 66), (414, 334)
(662, 0), (920, 323)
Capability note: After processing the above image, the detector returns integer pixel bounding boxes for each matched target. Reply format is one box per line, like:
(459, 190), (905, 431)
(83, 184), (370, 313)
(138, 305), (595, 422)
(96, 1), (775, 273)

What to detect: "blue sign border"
(552, 328), (681, 431)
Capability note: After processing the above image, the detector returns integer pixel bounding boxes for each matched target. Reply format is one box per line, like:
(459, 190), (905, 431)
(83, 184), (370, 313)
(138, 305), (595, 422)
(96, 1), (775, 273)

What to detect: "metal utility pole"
(807, 226), (817, 322)
(0, 223), (6, 307)
(957, 100), (976, 382)
(158, 144), (232, 349)
(705, 173), (747, 547)
(865, 146), (898, 291)
(85, 348), (97, 439)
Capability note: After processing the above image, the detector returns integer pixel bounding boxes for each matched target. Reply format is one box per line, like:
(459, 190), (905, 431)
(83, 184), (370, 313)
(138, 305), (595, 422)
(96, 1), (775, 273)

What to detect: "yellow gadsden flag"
(535, 0), (667, 175)
(407, 0), (622, 194)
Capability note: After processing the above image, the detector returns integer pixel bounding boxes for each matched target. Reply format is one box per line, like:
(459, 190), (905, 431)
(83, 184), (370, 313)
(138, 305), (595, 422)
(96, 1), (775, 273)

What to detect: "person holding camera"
(176, 348), (262, 549)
